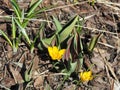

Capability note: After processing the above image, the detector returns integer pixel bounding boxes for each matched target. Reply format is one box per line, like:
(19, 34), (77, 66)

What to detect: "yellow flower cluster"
(80, 71), (93, 82)
(48, 46), (66, 60)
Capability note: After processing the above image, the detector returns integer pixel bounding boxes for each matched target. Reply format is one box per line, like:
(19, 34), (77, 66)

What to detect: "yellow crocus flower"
(80, 71), (93, 82)
(48, 46), (66, 60)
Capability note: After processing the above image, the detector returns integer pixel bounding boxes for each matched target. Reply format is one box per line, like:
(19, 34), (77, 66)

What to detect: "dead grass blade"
(97, 48), (119, 82)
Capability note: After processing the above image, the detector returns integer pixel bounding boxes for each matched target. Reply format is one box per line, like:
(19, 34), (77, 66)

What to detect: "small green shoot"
(24, 61), (33, 82)
(10, 0), (44, 53)
(0, 17), (20, 52)
(10, 0), (22, 22)
(88, 33), (102, 52)
(0, 30), (13, 47)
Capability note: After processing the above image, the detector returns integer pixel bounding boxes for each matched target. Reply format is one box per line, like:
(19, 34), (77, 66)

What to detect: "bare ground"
(0, 0), (120, 90)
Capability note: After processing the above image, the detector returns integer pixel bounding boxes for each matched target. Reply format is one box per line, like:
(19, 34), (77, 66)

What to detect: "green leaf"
(80, 37), (83, 53)
(27, 0), (43, 17)
(0, 30), (12, 47)
(10, 0), (21, 21)
(59, 15), (79, 42)
(76, 18), (84, 34)
(13, 33), (22, 52)
(53, 16), (62, 32)
(21, 9), (25, 22)
(42, 35), (55, 47)
(78, 38), (84, 69)
(12, 17), (17, 52)
(30, 43), (34, 53)
(22, 13), (36, 28)
(12, 17), (16, 39)
(14, 19), (31, 45)
(62, 60), (77, 76)
(25, 61), (33, 82)
(30, 28), (40, 53)
(68, 61), (77, 75)
(78, 53), (83, 70)
(88, 34), (102, 52)
(73, 33), (78, 54)
(23, 1), (46, 28)
(38, 41), (45, 50)
(29, 0), (37, 6)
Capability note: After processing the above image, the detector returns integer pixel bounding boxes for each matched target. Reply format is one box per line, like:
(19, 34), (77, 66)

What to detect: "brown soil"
(0, 0), (120, 90)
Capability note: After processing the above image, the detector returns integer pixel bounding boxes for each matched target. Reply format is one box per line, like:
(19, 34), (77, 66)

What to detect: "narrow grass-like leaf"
(16, 33), (22, 48)
(30, 43), (34, 53)
(78, 53), (83, 70)
(30, 30), (40, 53)
(12, 40), (17, 52)
(55, 34), (60, 48)
(35, 7), (48, 14)
(73, 33), (78, 54)
(79, 38), (84, 69)
(80, 37), (83, 53)
(77, 18), (84, 34)
(59, 15), (78, 42)
(23, 7), (47, 28)
(22, 14), (35, 28)
(14, 19), (31, 45)
(30, 0), (37, 6)
(12, 17), (16, 39)
(10, 0), (21, 21)
(88, 34), (102, 52)
(21, 9), (25, 22)
(0, 30), (12, 46)
(53, 16), (62, 32)
(27, 0), (42, 17)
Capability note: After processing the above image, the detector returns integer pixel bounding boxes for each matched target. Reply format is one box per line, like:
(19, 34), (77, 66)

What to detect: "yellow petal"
(57, 49), (65, 60)
(59, 49), (66, 56)
(48, 47), (53, 57)
(48, 46), (59, 60)
(53, 46), (59, 54)
(48, 46), (66, 60)
(87, 71), (92, 76)
(80, 71), (93, 82)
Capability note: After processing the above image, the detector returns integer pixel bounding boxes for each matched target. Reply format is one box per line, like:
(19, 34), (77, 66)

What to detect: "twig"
(98, 42), (115, 49)
(76, 25), (118, 35)
(44, 1), (88, 12)
(97, 0), (120, 7)
(97, 48), (119, 82)
(0, 84), (10, 90)
(0, 15), (52, 23)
